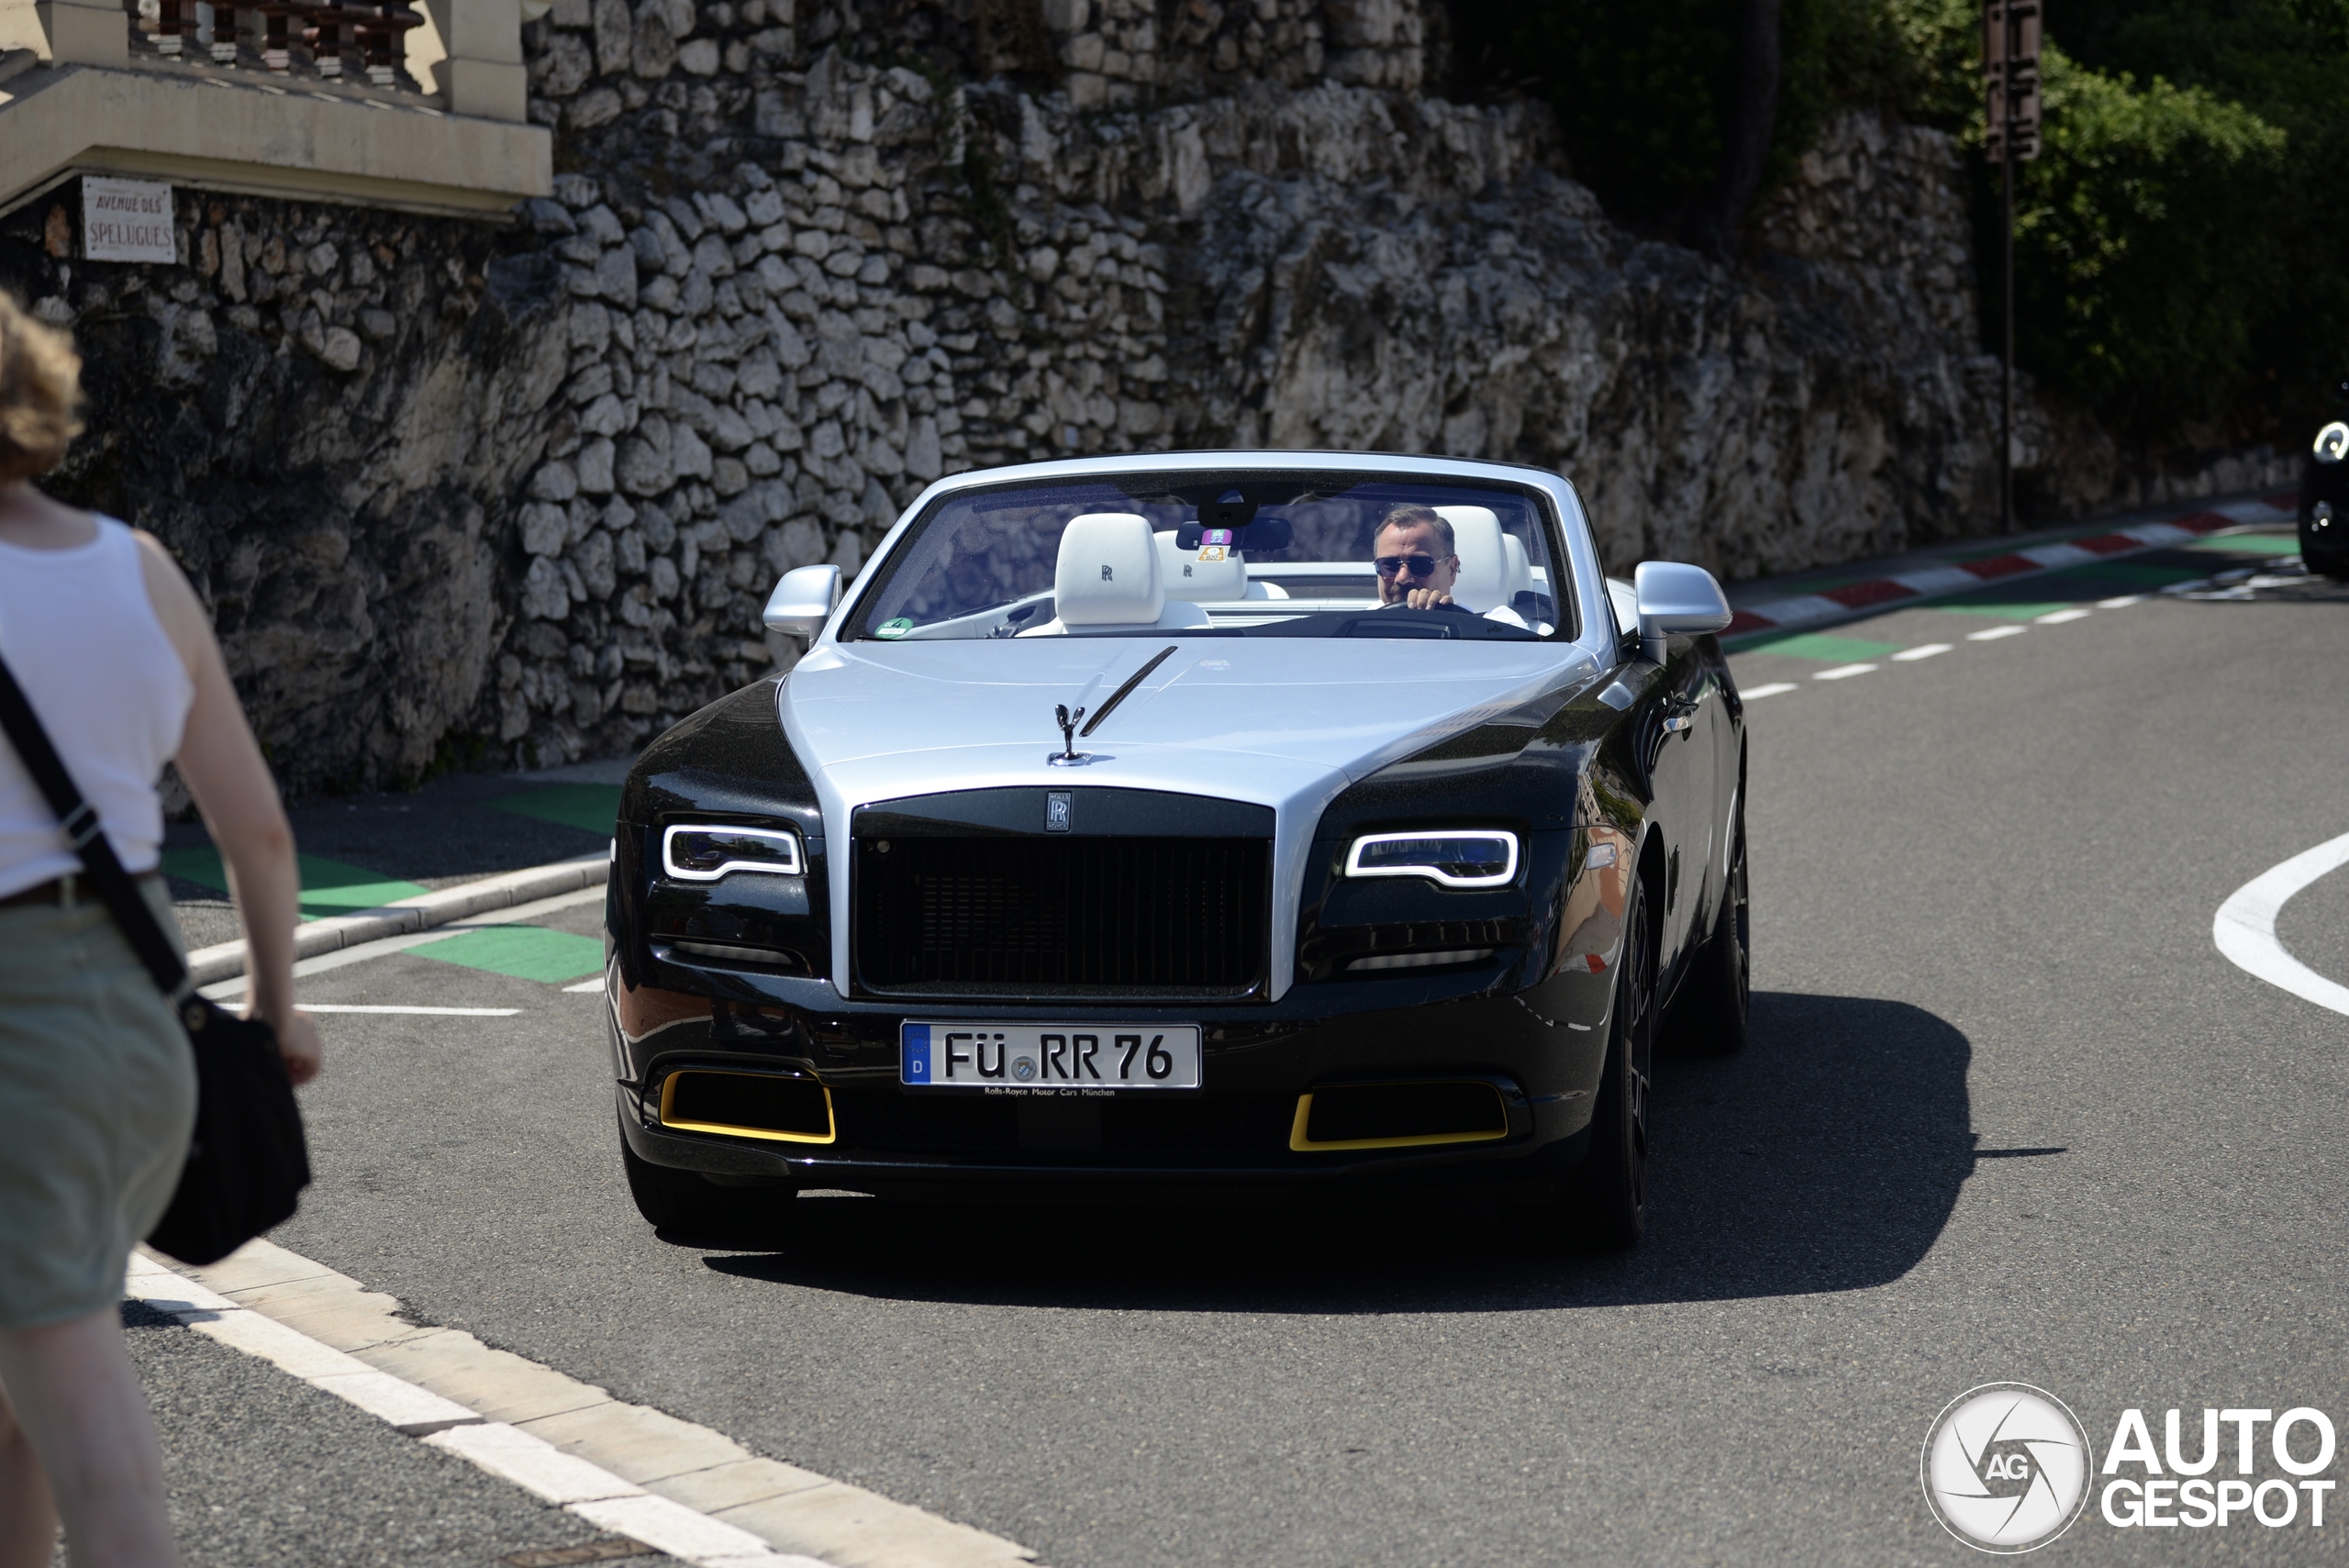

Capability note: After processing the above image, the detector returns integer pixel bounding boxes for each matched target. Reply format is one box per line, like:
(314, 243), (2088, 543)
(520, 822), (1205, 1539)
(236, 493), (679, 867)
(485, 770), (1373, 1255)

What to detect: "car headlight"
(661, 824), (804, 881)
(2316, 421), (2349, 464)
(1344, 830), (1519, 887)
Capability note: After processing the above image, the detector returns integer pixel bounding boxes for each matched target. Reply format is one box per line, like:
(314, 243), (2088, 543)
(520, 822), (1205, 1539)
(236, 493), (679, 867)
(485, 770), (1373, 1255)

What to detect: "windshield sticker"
(1197, 546), (1228, 562)
(876, 617), (914, 639)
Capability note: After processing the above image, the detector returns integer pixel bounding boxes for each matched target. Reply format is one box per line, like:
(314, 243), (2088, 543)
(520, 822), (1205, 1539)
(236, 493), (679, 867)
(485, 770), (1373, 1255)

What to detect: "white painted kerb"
(2213, 829), (2349, 1018)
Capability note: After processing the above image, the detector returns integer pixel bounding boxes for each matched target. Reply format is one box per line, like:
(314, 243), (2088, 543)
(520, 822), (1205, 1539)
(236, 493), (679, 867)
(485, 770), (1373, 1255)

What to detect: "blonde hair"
(0, 292), (85, 484)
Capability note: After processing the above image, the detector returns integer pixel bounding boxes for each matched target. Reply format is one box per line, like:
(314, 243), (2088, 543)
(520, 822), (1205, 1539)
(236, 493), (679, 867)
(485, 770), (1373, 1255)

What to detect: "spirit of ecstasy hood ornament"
(1052, 703), (1086, 763)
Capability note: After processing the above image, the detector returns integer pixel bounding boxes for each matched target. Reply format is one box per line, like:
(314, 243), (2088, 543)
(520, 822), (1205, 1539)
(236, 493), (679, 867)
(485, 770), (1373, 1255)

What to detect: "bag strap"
(0, 649), (191, 997)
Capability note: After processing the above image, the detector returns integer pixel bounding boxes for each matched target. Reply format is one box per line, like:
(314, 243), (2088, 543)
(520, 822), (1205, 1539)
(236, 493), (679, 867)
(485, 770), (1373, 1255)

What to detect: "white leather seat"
(1434, 506), (1508, 613)
(1017, 513), (1211, 636)
(1154, 530), (1249, 602)
(1501, 533), (1534, 606)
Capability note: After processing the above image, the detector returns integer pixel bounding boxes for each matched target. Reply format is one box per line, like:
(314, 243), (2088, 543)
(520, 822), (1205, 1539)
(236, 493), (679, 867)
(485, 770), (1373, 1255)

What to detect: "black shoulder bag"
(0, 651), (309, 1266)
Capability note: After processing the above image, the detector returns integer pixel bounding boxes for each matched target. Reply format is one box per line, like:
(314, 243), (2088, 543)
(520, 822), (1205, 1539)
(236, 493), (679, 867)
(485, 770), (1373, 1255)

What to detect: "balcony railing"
(1, 0), (548, 214)
(130, 0), (427, 90)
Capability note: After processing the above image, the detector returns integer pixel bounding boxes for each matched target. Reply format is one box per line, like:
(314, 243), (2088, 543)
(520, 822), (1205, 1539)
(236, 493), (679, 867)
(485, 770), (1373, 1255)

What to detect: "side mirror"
(763, 563), (843, 640)
(1633, 561), (1731, 662)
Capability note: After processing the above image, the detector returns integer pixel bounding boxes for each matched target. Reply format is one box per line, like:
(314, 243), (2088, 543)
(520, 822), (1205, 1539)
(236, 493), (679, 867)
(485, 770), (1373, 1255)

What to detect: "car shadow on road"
(705, 991), (1980, 1313)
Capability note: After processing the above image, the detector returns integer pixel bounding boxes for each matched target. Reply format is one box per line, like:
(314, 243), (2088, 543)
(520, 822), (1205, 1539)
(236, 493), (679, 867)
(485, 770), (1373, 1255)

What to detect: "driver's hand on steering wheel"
(1400, 586), (1453, 610)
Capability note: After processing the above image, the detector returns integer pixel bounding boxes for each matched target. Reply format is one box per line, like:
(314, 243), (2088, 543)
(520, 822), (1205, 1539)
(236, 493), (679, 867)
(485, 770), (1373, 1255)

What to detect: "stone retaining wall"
(0, 3), (2275, 793)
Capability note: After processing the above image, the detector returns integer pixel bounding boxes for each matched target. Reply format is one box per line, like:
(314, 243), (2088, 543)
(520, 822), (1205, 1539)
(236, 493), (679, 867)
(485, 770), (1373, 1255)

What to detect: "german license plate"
(899, 1023), (1202, 1092)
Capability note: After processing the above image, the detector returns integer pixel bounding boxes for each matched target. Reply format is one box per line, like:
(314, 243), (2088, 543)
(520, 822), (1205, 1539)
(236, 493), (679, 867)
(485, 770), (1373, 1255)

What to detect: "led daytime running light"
(1344, 830), (1520, 888)
(662, 823), (804, 881)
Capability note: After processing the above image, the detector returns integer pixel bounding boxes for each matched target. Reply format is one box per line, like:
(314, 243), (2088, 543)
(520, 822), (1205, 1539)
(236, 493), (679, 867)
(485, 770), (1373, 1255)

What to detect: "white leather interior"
(1501, 533), (1534, 606)
(1434, 506), (1508, 613)
(1054, 513), (1167, 625)
(1016, 512), (1211, 635)
(1154, 530), (1249, 602)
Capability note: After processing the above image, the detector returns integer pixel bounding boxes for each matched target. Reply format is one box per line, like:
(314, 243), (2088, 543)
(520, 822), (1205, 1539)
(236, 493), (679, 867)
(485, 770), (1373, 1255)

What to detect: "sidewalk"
(164, 758), (634, 954)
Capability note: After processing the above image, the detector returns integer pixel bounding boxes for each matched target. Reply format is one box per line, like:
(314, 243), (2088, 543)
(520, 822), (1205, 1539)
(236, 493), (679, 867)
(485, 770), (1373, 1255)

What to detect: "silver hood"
(779, 636), (1602, 1000)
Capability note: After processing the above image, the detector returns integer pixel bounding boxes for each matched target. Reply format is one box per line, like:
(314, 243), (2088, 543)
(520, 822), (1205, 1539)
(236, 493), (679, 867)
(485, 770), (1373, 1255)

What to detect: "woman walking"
(0, 292), (320, 1566)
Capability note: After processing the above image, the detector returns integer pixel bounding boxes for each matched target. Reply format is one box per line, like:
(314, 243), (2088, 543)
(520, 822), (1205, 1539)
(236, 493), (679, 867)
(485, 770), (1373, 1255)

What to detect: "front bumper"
(607, 961), (1613, 1195)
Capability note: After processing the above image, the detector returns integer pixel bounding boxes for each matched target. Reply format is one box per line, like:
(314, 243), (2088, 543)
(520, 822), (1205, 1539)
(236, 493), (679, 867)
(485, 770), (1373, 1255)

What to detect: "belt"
(0, 871), (165, 909)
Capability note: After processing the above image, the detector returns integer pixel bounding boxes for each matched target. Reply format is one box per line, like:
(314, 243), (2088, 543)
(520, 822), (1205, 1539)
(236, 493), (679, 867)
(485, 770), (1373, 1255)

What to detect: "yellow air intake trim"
(1290, 1079), (1511, 1152)
(658, 1069), (836, 1145)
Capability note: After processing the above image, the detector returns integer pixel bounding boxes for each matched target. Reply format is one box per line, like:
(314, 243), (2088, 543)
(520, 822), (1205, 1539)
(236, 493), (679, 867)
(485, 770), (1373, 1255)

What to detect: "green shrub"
(2001, 50), (2290, 437)
(1447, 0), (2347, 447)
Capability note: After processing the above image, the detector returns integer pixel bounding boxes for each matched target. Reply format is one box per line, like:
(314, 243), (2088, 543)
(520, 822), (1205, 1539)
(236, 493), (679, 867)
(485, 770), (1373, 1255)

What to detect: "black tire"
(1674, 817), (1750, 1056)
(1564, 876), (1656, 1251)
(619, 1119), (796, 1244)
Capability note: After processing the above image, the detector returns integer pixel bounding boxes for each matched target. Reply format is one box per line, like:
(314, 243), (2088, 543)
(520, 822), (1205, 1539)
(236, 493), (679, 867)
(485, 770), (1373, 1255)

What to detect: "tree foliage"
(1448, 0), (2349, 447)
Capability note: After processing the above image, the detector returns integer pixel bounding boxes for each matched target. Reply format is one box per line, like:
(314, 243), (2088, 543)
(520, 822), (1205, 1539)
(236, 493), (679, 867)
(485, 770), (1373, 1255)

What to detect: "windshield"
(846, 473), (1575, 642)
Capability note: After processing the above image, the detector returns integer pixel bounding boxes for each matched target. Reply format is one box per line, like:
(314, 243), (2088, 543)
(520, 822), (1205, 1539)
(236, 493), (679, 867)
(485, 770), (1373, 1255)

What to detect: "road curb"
(126, 1251), (837, 1568)
(1724, 495), (2295, 644)
(184, 853), (611, 987)
(133, 1240), (1040, 1568)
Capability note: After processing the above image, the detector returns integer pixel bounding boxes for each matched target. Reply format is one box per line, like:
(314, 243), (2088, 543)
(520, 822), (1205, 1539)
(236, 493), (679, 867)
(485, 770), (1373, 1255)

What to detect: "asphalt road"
(151, 528), (2348, 1566)
(111, 1300), (664, 1568)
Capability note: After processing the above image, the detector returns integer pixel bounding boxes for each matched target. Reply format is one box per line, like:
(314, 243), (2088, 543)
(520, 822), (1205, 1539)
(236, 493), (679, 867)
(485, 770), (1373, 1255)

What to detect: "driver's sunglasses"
(1375, 553), (1443, 580)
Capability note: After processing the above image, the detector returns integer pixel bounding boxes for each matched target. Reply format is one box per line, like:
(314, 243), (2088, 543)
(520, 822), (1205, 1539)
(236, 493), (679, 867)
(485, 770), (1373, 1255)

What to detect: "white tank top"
(0, 517), (195, 897)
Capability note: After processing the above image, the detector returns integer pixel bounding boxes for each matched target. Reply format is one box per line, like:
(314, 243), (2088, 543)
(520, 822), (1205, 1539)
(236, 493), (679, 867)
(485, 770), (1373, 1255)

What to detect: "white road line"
(2213, 830), (2349, 1018)
(1966, 625), (2029, 641)
(131, 1241), (1036, 1568)
(2097, 595), (2148, 608)
(1813, 663), (1877, 680)
(1742, 683), (1800, 698)
(562, 978), (607, 993)
(203, 886), (607, 1000)
(2034, 608), (2092, 625)
(128, 1253), (831, 1565)
(1891, 643), (1952, 662)
(296, 1005), (524, 1016)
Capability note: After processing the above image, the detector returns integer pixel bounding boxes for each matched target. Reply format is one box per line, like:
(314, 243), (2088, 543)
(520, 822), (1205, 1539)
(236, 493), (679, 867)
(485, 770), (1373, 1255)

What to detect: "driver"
(1373, 506), (1464, 610)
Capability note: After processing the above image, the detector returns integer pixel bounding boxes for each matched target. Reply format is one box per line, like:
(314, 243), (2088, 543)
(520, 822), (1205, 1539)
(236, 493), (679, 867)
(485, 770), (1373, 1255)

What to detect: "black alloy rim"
(1623, 886), (1654, 1205)
(1729, 824), (1750, 1022)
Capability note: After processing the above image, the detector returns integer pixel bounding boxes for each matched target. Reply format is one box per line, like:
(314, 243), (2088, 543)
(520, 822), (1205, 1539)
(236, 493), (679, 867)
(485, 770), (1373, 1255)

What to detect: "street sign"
(1985, 0), (2042, 161)
(80, 177), (177, 263)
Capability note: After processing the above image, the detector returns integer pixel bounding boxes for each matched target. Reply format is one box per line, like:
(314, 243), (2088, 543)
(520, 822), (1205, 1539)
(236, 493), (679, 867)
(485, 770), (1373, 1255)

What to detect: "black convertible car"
(2299, 417), (2349, 580)
(601, 452), (1748, 1248)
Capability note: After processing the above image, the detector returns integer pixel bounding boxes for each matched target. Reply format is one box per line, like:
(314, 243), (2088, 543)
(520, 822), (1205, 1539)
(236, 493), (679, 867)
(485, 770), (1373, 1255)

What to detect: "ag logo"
(1921, 1384), (2094, 1552)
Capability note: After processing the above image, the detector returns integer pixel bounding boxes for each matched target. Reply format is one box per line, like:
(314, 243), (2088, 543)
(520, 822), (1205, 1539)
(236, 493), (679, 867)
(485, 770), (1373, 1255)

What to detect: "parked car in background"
(2299, 417), (2349, 579)
(597, 451), (1750, 1251)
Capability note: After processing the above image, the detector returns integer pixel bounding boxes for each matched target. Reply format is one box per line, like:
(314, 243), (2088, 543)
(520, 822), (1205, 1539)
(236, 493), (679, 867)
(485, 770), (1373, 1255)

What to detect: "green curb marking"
(408, 925), (607, 984)
(1933, 601), (2076, 621)
(161, 848), (431, 922)
(489, 784), (623, 837)
(1736, 631), (1907, 662)
(2182, 533), (2301, 556)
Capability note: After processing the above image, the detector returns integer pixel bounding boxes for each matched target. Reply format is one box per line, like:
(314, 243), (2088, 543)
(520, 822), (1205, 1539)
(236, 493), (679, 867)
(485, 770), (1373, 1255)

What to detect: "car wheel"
(1564, 876), (1655, 1251)
(619, 1118), (796, 1244)
(1675, 817), (1750, 1056)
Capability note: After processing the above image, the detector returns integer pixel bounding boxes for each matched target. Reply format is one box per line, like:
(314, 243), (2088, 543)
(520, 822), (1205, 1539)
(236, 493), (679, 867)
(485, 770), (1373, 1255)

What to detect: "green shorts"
(0, 881), (197, 1329)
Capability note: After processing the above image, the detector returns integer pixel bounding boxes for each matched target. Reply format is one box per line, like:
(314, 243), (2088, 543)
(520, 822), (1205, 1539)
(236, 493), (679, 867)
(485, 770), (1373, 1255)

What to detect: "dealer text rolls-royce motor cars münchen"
(600, 452), (1749, 1249)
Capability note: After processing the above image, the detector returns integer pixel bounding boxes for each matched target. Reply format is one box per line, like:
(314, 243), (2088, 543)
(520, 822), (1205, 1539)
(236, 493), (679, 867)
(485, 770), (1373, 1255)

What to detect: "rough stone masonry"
(0, 0), (2220, 792)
